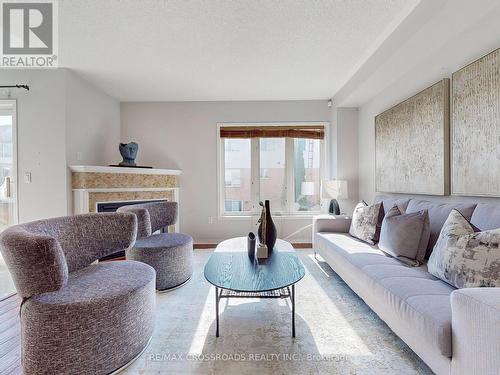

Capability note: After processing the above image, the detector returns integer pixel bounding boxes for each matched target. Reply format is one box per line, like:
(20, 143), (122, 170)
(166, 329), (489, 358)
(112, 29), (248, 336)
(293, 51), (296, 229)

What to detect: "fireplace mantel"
(70, 165), (181, 231)
(70, 165), (182, 175)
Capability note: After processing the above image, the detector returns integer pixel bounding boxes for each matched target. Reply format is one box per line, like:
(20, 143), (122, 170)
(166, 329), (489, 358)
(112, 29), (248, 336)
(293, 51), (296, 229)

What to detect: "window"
(224, 200), (243, 212)
(219, 124), (327, 216)
(260, 168), (270, 179)
(260, 138), (286, 212)
(225, 169), (241, 187)
(222, 139), (252, 213)
(293, 138), (321, 211)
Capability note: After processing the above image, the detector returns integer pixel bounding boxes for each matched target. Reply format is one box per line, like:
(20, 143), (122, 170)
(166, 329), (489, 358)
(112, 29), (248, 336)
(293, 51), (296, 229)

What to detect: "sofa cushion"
(379, 206), (430, 266)
(28, 260), (155, 306)
(315, 232), (454, 358)
(349, 201), (383, 244)
(428, 209), (500, 288)
(316, 232), (383, 257)
(405, 199), (477, 258)
(134, 233), (193, 250)
(470, 202), (500, 231)
(374, 195), (411, 215)
(361, 263), (437, 282)
(376, 277), (454, 357)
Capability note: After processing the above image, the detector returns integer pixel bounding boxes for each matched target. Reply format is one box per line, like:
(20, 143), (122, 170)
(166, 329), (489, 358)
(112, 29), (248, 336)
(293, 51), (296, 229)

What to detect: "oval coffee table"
(204, 237), (305, 337)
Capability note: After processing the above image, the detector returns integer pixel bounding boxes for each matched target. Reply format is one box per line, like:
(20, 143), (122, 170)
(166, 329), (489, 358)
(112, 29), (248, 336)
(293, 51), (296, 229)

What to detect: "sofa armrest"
(451, 288), (500, 375)
(313, 215), (351, 234)
(0, 229), (68, 298)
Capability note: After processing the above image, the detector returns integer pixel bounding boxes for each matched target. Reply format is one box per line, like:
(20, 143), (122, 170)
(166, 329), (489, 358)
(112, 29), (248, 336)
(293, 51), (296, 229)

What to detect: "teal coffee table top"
(204, 237), (305, 293)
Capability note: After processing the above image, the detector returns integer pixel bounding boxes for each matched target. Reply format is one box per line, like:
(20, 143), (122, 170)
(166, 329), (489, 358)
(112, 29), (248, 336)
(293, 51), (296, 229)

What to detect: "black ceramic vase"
(247, 232), (256, 260)
(258, 200), (277, 252)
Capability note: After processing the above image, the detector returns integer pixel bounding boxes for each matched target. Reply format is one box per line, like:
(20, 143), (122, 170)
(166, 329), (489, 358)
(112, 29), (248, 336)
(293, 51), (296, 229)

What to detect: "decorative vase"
(119, 142), (138, 166)
(247, 232), (256, 260)
(257, 200), (277, 252)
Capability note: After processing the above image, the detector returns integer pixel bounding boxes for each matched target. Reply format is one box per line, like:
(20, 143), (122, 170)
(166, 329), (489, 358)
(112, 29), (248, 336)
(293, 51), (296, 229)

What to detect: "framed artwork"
(451, 48), (500, 196)
(375, 79), (450, 195)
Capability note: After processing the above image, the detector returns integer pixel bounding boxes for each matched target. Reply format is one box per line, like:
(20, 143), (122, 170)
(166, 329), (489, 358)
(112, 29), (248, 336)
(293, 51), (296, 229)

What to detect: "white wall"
(121, 100), (346, 243)
(0, 70), (68, 222)
(353, 1), (500, 204)
(65, 70), (121, 213)
(65, 70), (120, 167)
(0, 69), (120, 222)
(331, 107), (358, 214)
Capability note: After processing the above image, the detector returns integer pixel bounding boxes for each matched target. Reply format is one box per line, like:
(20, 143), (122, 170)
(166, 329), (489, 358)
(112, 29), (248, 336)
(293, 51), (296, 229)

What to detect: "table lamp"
(301, 181), (315, 196)
(321, 180), (348, 215)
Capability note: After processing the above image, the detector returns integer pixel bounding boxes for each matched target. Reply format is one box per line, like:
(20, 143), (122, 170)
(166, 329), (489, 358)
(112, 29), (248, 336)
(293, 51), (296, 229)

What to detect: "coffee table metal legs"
(214, 285), (296, 337)
(215, 286), (220, 337)
(291, 284), (295, 337)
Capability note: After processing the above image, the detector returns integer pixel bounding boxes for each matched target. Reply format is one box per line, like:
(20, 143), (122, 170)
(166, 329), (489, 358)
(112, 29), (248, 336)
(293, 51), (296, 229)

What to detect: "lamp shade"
(301, 181), (315, 196)
(321, 180), (348, 199)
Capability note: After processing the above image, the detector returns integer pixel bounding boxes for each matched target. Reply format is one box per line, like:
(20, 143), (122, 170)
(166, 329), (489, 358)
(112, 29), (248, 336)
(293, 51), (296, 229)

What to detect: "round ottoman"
(126, 233), (193, 291)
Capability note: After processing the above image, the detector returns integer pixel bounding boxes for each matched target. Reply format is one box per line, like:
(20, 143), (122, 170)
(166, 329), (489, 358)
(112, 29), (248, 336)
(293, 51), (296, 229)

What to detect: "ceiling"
(333, 0), (500, 107)
(59, 0), (418, 101)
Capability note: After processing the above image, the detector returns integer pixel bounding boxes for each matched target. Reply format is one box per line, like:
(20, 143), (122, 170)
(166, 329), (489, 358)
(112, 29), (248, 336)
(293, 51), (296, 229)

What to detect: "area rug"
(123, 249), (432, 375)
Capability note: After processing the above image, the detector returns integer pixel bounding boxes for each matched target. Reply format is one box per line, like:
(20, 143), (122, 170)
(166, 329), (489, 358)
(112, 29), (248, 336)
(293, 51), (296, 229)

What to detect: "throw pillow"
(428, 209), (500, 288)
(378, 206), (430, 266)
(349, 201), (382, 245)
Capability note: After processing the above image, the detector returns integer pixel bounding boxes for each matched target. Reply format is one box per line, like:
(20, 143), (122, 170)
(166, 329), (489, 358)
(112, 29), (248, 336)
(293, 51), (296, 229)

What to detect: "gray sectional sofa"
(313, 195), (500, 375)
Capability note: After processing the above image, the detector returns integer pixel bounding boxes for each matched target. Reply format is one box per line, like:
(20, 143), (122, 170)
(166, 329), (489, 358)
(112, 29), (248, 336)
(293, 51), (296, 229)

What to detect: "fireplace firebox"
(98, 199), (167, 261)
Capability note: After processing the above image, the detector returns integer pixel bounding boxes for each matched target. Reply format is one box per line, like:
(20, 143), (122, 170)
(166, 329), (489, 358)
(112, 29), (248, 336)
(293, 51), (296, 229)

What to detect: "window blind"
(220, 125), (324, 140)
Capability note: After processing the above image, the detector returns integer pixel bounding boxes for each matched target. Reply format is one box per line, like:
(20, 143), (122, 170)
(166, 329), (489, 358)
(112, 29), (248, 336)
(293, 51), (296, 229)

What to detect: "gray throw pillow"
(428, 209), (500, 288)
(378, 206), (430, 266)
(349, 201), (382, 245)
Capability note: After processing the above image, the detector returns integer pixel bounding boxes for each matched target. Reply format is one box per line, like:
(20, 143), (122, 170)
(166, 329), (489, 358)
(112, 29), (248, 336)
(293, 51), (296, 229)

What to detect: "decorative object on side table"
(119, 142), (139, 167)
(257, 200), (277, 252)
(256, 243), (268, 259)
(321, 180), (348, 215)
(247, 232), (256, 259)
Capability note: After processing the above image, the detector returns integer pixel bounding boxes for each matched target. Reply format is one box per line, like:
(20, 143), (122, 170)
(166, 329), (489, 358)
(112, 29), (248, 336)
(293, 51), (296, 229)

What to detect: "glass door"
(0, 100), (17, 230)
(0, 100), (17, 300)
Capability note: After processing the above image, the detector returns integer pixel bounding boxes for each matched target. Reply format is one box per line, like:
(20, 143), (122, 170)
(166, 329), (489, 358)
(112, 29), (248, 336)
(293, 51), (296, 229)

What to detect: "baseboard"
(292, 243), (312, 249)
(194, 243), (217, 249)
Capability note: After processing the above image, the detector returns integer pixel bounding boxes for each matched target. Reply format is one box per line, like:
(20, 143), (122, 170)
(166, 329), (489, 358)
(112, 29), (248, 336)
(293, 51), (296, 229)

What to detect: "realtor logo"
(1, 0), (58, 67)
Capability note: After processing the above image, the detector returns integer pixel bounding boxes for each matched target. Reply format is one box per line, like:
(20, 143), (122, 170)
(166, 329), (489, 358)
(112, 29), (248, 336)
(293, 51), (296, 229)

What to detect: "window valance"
(220, 125), (324, 140)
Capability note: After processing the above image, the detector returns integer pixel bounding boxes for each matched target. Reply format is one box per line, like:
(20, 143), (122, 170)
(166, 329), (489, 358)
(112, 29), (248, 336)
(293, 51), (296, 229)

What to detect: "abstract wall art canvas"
(375, 79), (450, 195)
(452, 48), (500, 196)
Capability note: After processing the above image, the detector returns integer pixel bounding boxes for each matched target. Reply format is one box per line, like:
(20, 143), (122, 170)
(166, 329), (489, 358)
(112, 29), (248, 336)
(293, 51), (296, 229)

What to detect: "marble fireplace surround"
(70, 165), (182, 231)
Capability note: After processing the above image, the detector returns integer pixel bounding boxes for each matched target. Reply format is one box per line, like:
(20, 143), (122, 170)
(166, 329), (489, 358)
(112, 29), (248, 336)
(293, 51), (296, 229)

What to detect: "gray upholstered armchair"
(0, 212), (156, 375)
(118, 201), (193, 291)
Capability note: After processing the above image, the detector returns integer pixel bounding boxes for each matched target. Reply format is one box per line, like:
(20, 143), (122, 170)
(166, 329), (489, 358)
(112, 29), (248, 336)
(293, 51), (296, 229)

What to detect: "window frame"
(217, 122), (330, 220)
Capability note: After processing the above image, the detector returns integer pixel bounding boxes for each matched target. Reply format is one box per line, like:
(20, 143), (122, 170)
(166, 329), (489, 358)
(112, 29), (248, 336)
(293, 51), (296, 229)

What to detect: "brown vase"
(258, 200), (277, 251)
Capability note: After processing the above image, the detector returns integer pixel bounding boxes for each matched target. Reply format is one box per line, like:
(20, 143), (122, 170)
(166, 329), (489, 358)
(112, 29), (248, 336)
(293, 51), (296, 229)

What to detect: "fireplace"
(97, 199), (166, 213)
(70, 165), (182, 261)
(97, 198), (168, 261)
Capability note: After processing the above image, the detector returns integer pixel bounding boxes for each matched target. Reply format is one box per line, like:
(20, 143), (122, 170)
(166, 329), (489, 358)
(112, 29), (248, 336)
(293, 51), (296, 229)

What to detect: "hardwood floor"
(0, 294), (21, 375)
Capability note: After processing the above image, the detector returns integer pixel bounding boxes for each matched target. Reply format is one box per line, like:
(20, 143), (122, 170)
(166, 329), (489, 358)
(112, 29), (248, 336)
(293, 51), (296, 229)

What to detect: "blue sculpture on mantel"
(119, 142), (138, 167)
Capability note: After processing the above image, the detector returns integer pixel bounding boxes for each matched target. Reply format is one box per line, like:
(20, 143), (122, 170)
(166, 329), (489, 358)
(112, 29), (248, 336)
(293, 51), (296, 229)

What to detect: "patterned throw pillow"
(428, 209), (500, 288)
(349, 201), (382, 245)
(378, 206), (430, 266)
